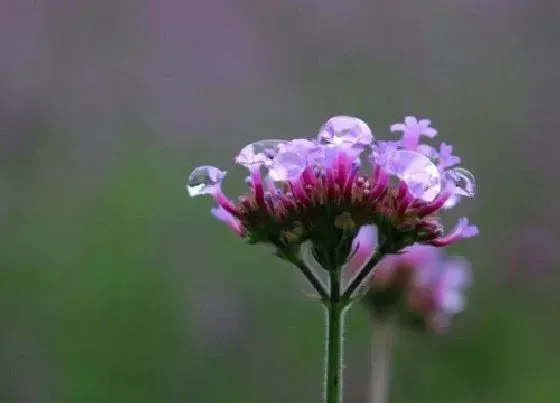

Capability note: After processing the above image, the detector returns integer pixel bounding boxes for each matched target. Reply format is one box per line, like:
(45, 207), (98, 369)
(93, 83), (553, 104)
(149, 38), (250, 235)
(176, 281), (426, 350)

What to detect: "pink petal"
(462, 224), (479, 238)
(211, 207), (243, 236)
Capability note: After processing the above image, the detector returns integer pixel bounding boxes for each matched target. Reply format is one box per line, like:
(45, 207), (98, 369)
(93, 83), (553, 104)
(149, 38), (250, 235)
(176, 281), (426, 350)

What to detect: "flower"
(431, 257), (472, 330)
(437, 143), (461, 170)
(429, 217), (479, 246)
(348, 227), (472, 332)
(390, 116), (437, 150)
(186, 115), (478, 268)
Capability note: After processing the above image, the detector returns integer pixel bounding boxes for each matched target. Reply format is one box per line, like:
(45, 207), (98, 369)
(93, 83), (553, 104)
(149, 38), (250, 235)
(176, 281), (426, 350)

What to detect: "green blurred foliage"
(2, 1), (560, 402)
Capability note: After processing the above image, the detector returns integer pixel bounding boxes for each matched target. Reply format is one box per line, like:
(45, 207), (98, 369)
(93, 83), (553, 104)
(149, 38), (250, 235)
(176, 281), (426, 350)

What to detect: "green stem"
(324, 269), (344, 403)
(292, 257), (329, 301)
(369, 319), (393, 403)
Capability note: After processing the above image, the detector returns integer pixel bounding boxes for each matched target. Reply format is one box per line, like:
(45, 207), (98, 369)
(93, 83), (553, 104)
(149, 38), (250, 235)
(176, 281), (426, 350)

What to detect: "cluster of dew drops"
(187, 116), (475, 207)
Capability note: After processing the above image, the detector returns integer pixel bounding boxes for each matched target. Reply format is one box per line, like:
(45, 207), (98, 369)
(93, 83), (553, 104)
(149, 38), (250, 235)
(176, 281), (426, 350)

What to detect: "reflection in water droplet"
(269, 151), (307, 182)
(372, 141), (399, 166)
(444, 167), (476, 197)
(186, 165), (226, 196)
(307, 144), (338, 168)
(235, 139), (286, 168)
(386, 150), (441, 202)
(317, 116), (373, 147)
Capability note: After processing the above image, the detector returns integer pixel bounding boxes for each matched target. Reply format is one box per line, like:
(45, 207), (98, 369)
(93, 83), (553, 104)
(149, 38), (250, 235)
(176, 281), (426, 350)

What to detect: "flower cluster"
(187, 115), (477, 268)
(348, 225), (472, 332)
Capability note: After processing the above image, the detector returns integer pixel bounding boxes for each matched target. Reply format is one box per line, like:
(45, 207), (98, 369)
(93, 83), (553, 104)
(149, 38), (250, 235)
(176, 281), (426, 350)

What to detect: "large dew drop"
(444, 167), (476, 197)
(235, 139), (286, 168)
(385, 150), (441, 202)
(186, 165), (226, 197)
(268, 151), (307, 182)
(317, 116), (373, 147)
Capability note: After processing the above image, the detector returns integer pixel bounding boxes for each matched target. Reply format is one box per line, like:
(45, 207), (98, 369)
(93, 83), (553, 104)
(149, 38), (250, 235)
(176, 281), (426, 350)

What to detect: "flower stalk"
(322, 246), (389, 403)
(325, 268), (343, 403)
(369, 319), (394, 403)
(286, 253), (329, 301)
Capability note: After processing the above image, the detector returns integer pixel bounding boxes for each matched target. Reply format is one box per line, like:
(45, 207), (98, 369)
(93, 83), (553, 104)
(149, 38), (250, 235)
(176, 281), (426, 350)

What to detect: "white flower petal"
(404, 116), (418, 126)
(422, 127), (438, 138)
(390, 123), (406, 132)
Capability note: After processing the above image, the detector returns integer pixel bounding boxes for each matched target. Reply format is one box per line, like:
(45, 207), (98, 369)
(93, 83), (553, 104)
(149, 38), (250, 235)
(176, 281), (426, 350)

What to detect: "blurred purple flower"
(348, 226), (472, 332)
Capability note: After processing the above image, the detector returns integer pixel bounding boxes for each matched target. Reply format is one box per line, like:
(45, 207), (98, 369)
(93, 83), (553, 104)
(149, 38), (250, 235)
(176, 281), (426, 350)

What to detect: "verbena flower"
(390, 116), (437, 150)
(348, 225), (472, 332)
(186, 115), (477, 268)
(187, 114), (478, 403)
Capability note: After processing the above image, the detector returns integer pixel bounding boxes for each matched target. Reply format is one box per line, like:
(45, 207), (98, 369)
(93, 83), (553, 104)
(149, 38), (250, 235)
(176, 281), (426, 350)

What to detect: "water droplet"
(186, 165), (226, 196)
(372, 141), (399, 165)
(444, 167), (476, 197)
(317, 116), (373, 147)
(268, 151), (307, 182)
(235, 139), (286, 168)
(307, 144), (336, 167)
(385, 150), (441, 202)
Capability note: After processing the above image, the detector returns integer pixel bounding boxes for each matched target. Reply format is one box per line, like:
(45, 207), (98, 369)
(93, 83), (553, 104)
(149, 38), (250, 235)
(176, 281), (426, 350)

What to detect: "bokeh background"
(2, 1), (560, 402)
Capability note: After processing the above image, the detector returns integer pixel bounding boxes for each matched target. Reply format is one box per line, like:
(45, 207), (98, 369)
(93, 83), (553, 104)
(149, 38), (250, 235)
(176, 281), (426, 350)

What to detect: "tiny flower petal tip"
(186, 115), (478, 264)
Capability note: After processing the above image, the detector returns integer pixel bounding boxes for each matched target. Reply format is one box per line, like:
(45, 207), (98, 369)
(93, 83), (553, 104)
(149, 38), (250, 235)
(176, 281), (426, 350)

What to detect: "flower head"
(187, 115), (478, 268)
(347, 230), (472, 332)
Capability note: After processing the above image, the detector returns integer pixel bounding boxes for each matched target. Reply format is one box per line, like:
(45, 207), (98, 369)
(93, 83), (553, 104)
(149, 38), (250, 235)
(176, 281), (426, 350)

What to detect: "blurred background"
(1, 1), (560, 402)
